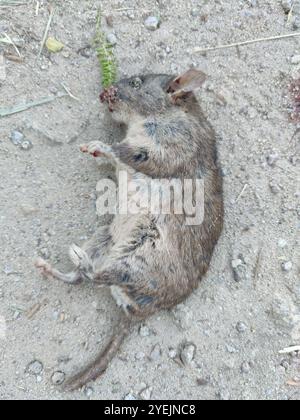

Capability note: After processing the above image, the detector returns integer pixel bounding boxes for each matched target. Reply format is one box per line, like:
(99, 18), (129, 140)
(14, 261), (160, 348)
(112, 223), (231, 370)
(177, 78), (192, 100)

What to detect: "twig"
(35, 0), (40, 16)
(38, 6), (55, 58)
(287, 2), (295, 23)
(193, 32), (300, 54)
(236, 183), (248, 203)
(0, 84), (77, 118)
(279, 345), (300, 354)
(102, 7), (151, 14)
(4, 53), (24, 63)
(0, 0), (28, 7)
(60, 82), (79, 101)
(253, 248), (263, 288)
(111, 7), (136, 12)
(3, 33), (21, 57)
(0, 37), (24, 47)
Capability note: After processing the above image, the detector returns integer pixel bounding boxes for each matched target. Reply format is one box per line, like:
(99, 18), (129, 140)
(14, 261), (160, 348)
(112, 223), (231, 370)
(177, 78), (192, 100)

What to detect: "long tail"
(63, 314), (135, 392)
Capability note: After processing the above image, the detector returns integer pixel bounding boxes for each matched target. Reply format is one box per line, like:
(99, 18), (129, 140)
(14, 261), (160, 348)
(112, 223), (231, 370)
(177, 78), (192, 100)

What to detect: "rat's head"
(100, 69), (207, 124)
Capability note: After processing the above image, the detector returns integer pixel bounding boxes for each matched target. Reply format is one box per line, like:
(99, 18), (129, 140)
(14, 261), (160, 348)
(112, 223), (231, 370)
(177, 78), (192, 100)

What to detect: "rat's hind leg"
(35, 244), (93, 284)
(35, 258), (82, 284)
(35, 225), (112, 284)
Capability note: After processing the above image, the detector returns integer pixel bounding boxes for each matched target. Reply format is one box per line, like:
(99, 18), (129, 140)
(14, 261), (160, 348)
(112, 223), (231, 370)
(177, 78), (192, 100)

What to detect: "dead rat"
(35, 69), (224, 391)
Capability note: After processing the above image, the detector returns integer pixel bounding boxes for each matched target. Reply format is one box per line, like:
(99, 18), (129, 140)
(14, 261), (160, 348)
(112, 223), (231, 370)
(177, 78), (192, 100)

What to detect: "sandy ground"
(0, 0), (299, 401)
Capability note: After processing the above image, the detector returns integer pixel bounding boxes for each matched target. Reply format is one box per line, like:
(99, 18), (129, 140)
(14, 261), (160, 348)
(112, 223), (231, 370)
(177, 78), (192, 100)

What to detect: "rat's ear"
(166, 69), (207, 100)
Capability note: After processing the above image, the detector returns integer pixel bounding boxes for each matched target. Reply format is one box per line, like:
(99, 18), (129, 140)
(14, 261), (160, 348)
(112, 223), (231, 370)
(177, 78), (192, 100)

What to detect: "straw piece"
(193, 32), (300, 54)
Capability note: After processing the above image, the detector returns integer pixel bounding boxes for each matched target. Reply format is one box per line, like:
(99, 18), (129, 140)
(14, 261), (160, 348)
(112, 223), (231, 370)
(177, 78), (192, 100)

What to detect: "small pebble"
(10, 130), (24, 146)
(106, 15), (114, 27)
(190, 9), (199, 17)
(51, 371), (65, 385)
(3, 264), (15, 275)
(124, 393), (137, 400)
(139, 325), (150, 337)
(168, 348), (177, 359)
(150, 344), (162, 361)
(197, 377), (210, 386)
(139, 387), (153, 400)
(84, 387), (94, 398)
(231, 259), (245, 282)
(236, 322), (247, 333)
(127, 12), (135, 20)
(144, 16), (160, 31)
(106, 33), (117, 46)
(281, 0), (293, 13)
(226, 344), (239, 354)
(180, 343), (196, 365)
(280, 359), (290, 370)
(231, 259), (243, 269)
(291, 55), (300, 65)
(269, 180), (281, 194)
(13, 311), (21, 320)
(21, 204), (38, 216)
(20, 140), (33, 150)
(112, 382), (122, 394)
(241, 361), (251, 374)
(293, 16), (300, 30)
(135, 352), (145, 361)
(278, 239), (287, 248)
(26, 360), (43, 375)
(267, 152), (279, 167)
(217, 390), (231, 400)
(282, 261), (293, 272)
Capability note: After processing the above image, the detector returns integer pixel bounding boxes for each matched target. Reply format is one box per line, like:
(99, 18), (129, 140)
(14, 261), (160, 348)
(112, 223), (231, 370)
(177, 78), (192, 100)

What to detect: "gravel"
(106, 33), (117, 46)
(10, 130), (24, 146)
(139, 325), (151, 337)
(282, 261), (293, 272)
(231, 258), (246, 282)
(124, 393), (137, 401)
(149, 344), (162, 361)
(278, 239), (288, 248)
(236, 322), (247, 333)
(1, 0), (299, 401)
(139, 386), (153, 400)
(180, 343), (196, 365)
(26, 360), (43, 376)
(290, 55), (300, 65)
(241, 361), (252, 374)
(51, 371), (66, 385)
(20, 140), (33, 150)
(144, 16), (160, 31)
(281, 0), (293, 13)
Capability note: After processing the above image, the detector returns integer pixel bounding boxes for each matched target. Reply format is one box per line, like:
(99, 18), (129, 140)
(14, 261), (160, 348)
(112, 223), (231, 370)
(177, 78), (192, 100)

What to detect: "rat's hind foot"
(35, 258), (82, 284)
(80, 141), (113, 159)
(35, 258), (54, 278)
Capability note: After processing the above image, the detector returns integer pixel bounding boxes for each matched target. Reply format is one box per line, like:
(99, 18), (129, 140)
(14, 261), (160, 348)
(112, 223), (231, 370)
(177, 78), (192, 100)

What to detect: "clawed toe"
(80, 144), (88, 153)
(80, 142), (110, 158)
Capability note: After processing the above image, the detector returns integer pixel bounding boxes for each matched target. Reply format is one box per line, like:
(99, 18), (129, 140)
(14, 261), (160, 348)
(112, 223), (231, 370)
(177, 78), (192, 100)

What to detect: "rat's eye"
(133, 150), (149, 163)
(129, 77), (143, 90)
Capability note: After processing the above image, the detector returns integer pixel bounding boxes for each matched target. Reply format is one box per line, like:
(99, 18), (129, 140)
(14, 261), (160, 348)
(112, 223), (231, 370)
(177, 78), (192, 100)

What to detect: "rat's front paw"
(35, 258), (53, 279)
(80, 141), (112, 158)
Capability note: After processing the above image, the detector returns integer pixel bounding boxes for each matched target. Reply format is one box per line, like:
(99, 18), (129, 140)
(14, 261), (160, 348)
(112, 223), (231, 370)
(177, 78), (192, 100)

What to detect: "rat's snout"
(100, 86), (119, 112)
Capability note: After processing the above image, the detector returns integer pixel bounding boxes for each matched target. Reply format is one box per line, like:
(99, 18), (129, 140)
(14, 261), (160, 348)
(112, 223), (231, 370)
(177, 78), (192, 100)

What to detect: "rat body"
(36, 70), (224, 391)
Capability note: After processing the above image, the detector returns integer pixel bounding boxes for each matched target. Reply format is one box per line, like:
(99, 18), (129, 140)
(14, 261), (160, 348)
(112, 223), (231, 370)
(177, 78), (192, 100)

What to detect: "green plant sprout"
(94, 11), (117, 88)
